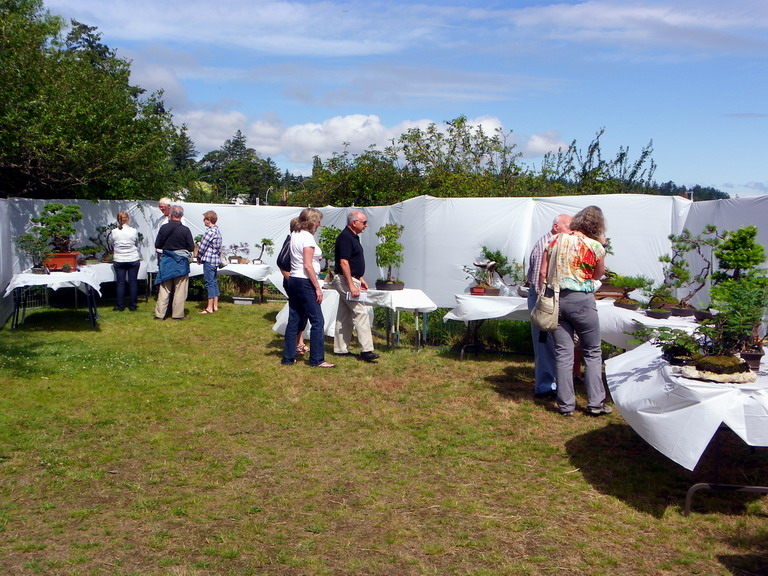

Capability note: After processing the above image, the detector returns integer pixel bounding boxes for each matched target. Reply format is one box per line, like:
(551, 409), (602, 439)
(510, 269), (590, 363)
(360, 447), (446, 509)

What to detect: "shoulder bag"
(530, 235), (563, 332)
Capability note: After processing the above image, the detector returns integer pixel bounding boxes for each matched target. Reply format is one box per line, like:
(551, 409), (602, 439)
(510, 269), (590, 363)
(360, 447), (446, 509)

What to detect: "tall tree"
(0, 1), (177, 199)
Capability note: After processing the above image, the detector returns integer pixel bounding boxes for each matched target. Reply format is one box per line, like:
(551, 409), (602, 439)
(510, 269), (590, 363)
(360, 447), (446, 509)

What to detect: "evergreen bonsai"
(29, 203), (83, 253)
(253, 238), (274, 263)
(659, 225), (719, 308)
(318, 225), (341, 275)
(611, 274), (653, 307)
(702, 225), (768, 353)
(375, 224), (405, 284)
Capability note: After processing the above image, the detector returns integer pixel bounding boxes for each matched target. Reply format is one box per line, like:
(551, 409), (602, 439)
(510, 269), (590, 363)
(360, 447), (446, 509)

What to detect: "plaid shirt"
(526, 232), (552, 288)
(197, 225), (222, 265)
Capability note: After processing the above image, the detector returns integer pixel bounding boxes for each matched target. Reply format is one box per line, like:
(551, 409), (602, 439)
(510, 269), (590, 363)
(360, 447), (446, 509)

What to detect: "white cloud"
(523, 131), (568, 157)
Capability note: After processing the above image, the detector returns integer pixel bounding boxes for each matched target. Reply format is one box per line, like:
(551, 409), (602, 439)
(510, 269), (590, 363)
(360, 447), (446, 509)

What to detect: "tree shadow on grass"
(5, 309), (100, 333)
(566, 424), (768, 518)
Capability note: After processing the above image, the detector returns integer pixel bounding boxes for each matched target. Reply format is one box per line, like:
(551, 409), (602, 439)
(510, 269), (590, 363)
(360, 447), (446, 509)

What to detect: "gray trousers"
(552, 290), (605, 413)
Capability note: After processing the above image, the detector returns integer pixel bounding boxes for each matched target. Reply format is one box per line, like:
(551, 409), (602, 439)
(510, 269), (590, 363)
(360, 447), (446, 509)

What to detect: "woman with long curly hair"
(539, 205), (609, 417)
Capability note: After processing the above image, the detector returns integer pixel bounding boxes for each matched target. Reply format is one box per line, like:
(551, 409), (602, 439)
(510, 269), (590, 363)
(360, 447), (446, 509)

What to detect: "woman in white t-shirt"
(282, 208), (334, 368)
(110, 211), (141, 311)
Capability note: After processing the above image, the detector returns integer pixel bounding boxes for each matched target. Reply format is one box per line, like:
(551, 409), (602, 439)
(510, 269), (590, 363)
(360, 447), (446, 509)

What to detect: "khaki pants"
(330, 275), (374, 354)
(154, 275), (189, 319)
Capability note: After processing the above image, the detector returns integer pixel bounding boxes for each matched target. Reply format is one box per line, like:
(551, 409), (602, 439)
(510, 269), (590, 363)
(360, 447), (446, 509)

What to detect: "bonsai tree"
(16, 231), (50, 268)
(225, 242), (250, 262)
(463, 245), (520, 288)
(318, 225), (341, 274)
(375, 224), (404, 284)
(89, 223), (117, 261)
(611, 274), (653, 307)
(659, 225), (719, 308)
(253, 238), (275, 263)
(630, 325), (703, 365)
(29, 203), (83, 253)
(703, 225), (768, 353)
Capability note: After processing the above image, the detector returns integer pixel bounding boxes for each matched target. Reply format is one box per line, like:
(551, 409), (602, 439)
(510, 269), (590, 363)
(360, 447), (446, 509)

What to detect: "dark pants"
(113, 260), (140, 311)
(283, 277), (325, 365)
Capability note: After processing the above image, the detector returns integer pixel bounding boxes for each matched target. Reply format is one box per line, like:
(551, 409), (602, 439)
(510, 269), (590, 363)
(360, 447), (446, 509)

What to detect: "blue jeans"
(283, 277), (325, 365)
(203, 262), (220, 298)
(113, 260), (140, 310)
(528, 287), (557, 394)
(552, 290), (605, 413)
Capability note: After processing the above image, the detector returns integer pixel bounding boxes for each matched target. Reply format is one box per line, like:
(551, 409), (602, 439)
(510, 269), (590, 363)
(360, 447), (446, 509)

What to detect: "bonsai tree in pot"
(463, 246), (515, 296)
(318, 225), (341, 280)
(225, 242), (250, 264)
(610, 274), (653, 310)
(375, 224), (405, 290)
(252, 238), (274, 264)
(703, 225), (768, 369)
(16, 231), (50, 272)
(23, 203), (83, 271)
(658, 225), (719, 314)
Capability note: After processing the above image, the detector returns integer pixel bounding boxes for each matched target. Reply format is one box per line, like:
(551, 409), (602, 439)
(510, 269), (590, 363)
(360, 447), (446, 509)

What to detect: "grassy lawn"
(1, 298), (767, 575)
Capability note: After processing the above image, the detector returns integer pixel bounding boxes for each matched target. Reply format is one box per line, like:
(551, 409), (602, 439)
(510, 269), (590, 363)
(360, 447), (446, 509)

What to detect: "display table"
(443, 294), (698, 349)
(273, 287), (437, 346)
(82, 261), (149, 284)
(605, 342), (768, 513)
(189, 263), (273, 302)
(4, 269), (102, 329)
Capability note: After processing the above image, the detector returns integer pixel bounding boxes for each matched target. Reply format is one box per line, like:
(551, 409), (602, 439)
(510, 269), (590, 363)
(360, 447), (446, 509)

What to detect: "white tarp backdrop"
(2, 194), (767, 325)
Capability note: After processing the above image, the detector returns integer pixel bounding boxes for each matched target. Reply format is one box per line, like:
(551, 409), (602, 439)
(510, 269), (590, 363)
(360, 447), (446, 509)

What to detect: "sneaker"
(559, 410), (573, 417)
(359, 351), (380, 362)
(334, 352), (355, 357)
(587, 404), (613, 416)
(534, 391), (557, 400)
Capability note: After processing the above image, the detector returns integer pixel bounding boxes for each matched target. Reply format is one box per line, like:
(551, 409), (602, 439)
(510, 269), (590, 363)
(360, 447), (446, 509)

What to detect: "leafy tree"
(198, 130), (281, 204)
(0, 2), (178, 199)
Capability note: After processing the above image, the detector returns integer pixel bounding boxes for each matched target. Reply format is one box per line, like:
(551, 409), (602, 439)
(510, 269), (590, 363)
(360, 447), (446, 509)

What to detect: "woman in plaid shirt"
(198, 210), (223, 314)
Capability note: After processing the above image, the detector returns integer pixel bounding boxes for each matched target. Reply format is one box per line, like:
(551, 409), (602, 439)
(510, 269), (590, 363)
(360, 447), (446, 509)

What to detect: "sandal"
(311, 361), (336, 368)
(296, 344), (309, 354)
(199, 309), (214, 314)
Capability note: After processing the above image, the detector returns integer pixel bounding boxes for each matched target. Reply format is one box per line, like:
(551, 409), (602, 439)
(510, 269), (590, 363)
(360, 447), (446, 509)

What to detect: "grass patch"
(1, 300), (767, 575)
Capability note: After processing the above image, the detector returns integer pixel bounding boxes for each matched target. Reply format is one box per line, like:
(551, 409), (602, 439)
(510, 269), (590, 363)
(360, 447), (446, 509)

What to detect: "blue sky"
(46, 0), (768, 196)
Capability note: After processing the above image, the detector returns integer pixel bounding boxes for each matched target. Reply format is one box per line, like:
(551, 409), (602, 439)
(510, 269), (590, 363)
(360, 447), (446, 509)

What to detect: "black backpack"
(276, 234), (291, 272)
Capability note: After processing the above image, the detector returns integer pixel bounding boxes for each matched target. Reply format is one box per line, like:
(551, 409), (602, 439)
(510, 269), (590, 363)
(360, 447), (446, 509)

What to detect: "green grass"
(1, 298), (767, 575)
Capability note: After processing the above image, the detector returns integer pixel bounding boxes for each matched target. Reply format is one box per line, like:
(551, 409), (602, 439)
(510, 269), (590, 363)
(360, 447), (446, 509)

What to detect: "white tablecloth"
(605, 342), (768, 470)
(272, 287), (437, 337)
(4, 268), (102, 297)
(80, 261), (148, 284)
(189, 263), (272, 281)
(443, 294), (698, 349)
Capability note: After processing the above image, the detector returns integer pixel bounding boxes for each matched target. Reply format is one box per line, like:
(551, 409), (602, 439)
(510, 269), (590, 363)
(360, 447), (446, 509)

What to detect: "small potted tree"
(23, 203), (84, 271)
(464, 246), (514, 296)
(318, 225), (341, 281)
(225, 242), (250, 264)
(659, 225), (719, 315)
(705, 225), (768, 370)
(611, 274), (653, 310)
(252, 238), (275, 264)
(375, 224), (405, 290)
(16, 231), (50, 273)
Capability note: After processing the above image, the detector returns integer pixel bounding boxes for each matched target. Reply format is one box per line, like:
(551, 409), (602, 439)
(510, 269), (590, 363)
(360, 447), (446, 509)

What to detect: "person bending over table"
(540, 205), (608, 417)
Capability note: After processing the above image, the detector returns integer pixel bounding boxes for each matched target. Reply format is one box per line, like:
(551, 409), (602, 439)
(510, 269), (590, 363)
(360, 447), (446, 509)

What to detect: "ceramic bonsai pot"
(375, 280), (405, 291)
(43, 251), (80, 272)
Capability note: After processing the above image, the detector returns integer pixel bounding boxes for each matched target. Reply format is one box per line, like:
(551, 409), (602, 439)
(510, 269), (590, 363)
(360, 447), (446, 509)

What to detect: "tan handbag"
(530, 236), (562, 332)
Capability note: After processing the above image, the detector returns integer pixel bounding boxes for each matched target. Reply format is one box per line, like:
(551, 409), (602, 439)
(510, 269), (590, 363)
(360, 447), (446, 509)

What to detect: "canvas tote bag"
(531, 235), (563, 332)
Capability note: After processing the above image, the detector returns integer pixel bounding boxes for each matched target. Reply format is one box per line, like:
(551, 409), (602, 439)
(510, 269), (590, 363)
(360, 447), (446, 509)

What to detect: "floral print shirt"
(546, 232), (606, 292)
